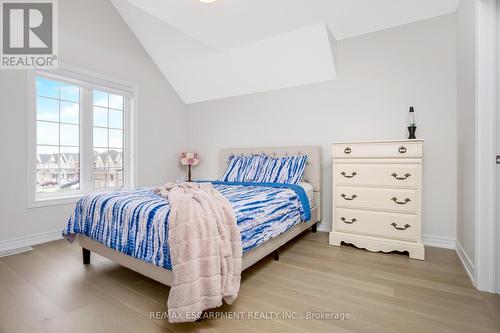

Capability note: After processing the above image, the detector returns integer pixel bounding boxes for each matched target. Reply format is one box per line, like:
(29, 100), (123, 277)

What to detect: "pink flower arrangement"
(180, 152), (200, 166)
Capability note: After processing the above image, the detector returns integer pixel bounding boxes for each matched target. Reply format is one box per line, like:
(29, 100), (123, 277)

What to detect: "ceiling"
(112, 0), (460, 103)
(162, 23), (338, 103)
(125, 0), (460, 50)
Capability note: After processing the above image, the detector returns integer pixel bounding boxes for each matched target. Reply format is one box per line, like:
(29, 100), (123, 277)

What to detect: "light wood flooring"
(0, 232), (499, 333)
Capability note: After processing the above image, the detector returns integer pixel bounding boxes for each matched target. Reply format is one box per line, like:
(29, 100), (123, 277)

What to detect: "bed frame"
(79, 146), (322, 286)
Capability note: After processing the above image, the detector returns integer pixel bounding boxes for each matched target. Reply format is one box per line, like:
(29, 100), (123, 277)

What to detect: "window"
(29, 69), (134, 206)
(36, 77), (80, 193)
(93, 90), (124, 188)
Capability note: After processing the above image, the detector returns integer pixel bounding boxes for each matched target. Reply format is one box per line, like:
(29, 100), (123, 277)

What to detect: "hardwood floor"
(0, 232), (499, 333)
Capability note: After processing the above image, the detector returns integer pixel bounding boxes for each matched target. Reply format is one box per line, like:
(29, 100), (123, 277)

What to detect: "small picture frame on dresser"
(329, 139), (425, 260)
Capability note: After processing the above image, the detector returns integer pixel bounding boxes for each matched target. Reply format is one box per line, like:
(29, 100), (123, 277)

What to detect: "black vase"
(408, 126), (417, 139)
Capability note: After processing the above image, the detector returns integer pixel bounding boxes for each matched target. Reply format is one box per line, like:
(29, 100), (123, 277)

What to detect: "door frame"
(496, 0), (500, 294)
(475, 0), (497, 292)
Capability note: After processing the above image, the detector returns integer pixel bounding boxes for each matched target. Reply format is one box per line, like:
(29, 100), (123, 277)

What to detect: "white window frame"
(27, 64), (136, 208)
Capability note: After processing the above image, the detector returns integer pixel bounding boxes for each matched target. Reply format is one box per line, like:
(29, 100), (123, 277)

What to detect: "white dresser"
(329, 139), (425, 260)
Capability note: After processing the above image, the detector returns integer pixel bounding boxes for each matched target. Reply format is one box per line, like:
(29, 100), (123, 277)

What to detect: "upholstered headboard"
(219, 146), (322, 210)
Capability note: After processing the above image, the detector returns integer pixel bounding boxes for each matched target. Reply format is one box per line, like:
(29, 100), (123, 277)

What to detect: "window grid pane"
(36, 145), (59, 193)
(37, 97), (59, 122)
(108, 109), (123, 129)
(93, 106), (108, 127)
(60, 101), (79, 124)
(59, 146), (80, 191)
(36, 76), (80, 193)
(92, 90), (124, 189)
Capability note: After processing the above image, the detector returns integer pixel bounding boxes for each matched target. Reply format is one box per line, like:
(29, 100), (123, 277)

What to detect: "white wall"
(0, 0), (187, 244)
(456, 0), (476, 266)
(187, 15), (458, 240)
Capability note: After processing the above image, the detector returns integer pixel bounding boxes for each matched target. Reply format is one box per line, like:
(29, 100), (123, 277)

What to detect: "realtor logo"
(1, 0), (58, 69)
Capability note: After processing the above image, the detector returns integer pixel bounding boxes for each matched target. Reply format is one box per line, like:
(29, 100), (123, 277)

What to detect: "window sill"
(29, 194), (83, 208)
(28, 186), (129, 209)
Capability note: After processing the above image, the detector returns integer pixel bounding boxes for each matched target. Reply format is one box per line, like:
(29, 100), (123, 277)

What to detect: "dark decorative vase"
(407, 106), (417, 139)
(408, 125), (417, 139)
(187, 165), (192, 182)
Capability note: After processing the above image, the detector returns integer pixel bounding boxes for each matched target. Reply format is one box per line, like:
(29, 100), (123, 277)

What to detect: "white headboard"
(219, 146), (322, 194)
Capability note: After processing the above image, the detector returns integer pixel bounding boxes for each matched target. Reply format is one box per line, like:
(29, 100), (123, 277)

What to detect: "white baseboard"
(0, 230), (63, 257)
(422, 234), (456, 249)
(317, 222), (331, 233)
(455, 240), (475, 287)
(0, 247), (34, 257)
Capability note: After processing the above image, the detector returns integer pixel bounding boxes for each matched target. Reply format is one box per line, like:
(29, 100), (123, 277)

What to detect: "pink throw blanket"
(155, 182), (242, 323)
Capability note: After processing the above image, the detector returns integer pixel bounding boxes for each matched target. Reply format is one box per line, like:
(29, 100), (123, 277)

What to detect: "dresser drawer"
(335, 186), (418, 213)
(333, 141), (422, 159)
(334, 208), (418, 241)
(334, 163), (421, 188)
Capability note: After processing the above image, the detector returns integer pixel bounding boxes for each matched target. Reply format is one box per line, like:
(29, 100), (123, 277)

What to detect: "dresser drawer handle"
(340, 217), (357, 224)
(391, 197), (411, 205)
(391, 222), (411, 230)
(398, 146), (407, 154)
(391, 172), (411, 180)
(341, 194), (357, 201)
(340, 171), (357, 178)
(344, 147), (351, 154)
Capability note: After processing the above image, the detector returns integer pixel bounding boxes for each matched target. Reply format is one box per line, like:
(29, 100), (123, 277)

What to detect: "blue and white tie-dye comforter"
(63, 182), (311, 270)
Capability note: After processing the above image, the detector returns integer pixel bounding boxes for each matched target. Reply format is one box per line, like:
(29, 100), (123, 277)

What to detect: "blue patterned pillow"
(220, 154), (267, 182)
(256, 155), (308, 184)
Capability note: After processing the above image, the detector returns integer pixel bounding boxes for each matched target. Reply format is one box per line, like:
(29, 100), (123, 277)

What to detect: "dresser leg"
(408, 246), (425, 260)
(329, 232), (342, 246)
(311, 223), (317, 233)
(82, 248), (91, 265)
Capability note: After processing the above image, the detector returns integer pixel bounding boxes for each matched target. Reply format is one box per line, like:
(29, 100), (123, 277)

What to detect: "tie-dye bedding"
(63, 182), (311, 270)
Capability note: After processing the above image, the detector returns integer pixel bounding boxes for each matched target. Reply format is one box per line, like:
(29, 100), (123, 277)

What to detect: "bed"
(69, 146), (322, 286)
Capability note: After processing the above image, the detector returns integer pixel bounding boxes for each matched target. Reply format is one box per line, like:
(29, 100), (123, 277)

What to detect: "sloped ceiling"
(111, 0), (460, 103)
